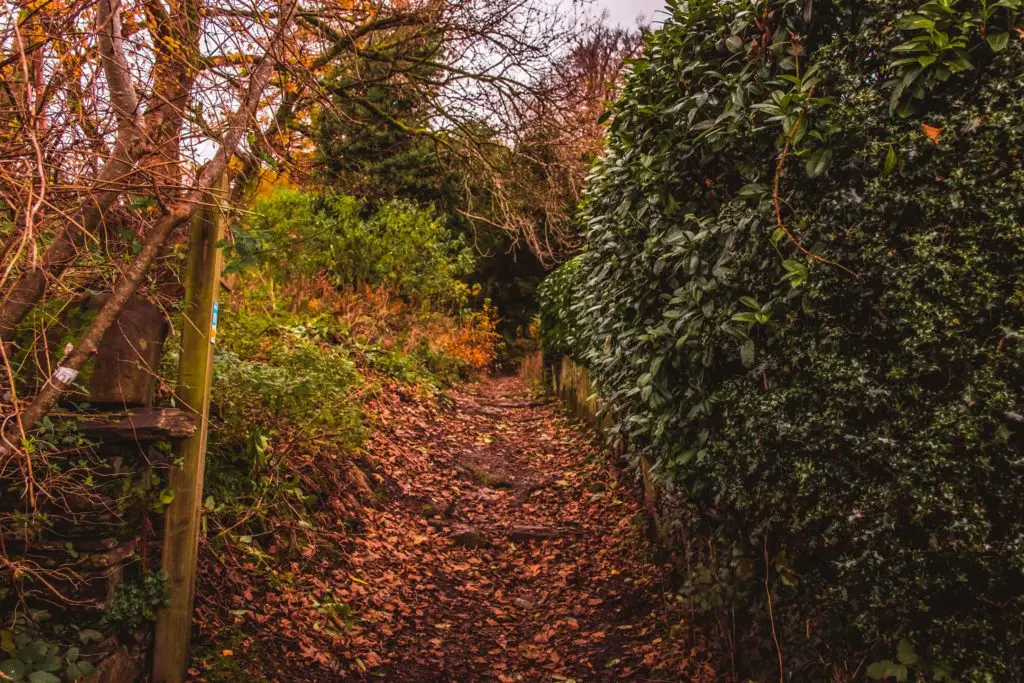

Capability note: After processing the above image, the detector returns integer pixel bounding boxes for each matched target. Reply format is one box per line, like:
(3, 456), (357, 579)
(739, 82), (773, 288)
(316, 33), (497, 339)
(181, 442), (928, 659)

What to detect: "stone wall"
(2, 295), (183, 683)
(547, 355), (662, 541)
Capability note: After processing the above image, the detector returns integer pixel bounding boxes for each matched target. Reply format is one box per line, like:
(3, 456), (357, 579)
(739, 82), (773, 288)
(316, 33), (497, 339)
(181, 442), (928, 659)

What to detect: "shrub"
(565, 0), (1024, 678)
(537, 254), (590, 365)
(238, 189), (474, 306)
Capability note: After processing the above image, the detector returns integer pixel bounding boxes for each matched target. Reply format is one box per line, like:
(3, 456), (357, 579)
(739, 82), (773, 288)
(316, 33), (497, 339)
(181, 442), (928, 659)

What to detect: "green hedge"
(537, 254), (589, 364)
(560, 0), (1024, 678)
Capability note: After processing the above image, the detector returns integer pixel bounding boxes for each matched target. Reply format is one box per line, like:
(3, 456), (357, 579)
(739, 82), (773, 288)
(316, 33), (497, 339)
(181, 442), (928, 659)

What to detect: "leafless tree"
(0, 0), (585, 466)
(471, 21), (642, 263)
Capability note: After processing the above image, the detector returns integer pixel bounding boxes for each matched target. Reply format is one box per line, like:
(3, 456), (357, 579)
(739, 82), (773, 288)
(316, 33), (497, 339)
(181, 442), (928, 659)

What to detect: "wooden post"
(152, 176), (226, 683)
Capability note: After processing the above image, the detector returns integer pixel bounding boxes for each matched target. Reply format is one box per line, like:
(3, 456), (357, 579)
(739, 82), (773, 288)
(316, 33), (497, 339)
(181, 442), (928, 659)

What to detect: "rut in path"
(343, 375), (710, 681)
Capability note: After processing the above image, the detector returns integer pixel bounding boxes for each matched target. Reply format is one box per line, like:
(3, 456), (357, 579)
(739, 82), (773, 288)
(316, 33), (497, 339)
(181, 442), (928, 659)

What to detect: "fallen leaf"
(922, 123), (943, 144)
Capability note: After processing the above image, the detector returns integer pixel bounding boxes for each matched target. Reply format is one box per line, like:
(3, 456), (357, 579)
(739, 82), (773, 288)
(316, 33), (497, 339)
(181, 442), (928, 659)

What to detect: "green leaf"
(28, 672), (62, 683)
(77, 630), (103, 646)
(725, 35), (744, 53)
(890, 663), (908, 682)
(19, 641), (44, 664)
(884, 145), (898, 175)
(128, 195), (159, 212)
(1, 658), (26, 681)
(0, 631), (15, 656)
(867, 660), (895, 680)
(738, 183), (768, 197)
(731, 312), (759, 324)
(987, 32), (1010, 52)
(896, 639), (918, 665)
(805, 148), (833, 178)
(35, 654), (61, 673)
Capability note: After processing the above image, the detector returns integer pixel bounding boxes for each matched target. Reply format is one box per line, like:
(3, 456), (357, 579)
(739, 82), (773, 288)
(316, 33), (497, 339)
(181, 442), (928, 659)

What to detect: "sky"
(588, 0), (666, 27)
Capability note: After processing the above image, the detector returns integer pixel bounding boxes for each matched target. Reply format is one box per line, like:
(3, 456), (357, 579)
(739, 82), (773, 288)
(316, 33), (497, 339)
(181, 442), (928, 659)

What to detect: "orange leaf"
(922, 124), (943, 144)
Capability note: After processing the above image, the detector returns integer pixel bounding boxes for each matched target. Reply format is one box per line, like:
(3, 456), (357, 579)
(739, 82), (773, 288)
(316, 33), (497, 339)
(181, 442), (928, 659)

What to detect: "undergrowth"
(175, 189), (501, 676)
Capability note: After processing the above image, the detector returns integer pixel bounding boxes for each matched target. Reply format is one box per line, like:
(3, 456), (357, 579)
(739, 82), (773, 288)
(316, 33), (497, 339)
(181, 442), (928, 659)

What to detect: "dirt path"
(340, 376), (709, 681)
(191, 376), (711, 681)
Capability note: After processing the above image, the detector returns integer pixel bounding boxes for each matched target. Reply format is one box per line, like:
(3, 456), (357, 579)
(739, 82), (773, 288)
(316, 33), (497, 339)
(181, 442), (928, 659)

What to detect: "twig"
(771, 92), (859, 279)
(764, 534), (785, 683)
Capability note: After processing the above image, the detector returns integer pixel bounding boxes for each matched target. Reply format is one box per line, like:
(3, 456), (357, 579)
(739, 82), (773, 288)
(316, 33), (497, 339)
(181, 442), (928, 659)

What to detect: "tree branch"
(0, 0), (296, 454)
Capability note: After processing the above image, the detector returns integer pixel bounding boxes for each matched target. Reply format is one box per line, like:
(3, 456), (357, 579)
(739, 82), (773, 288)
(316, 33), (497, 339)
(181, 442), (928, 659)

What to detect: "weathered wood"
(76, 408), (196, 441)
(451, 525), (491, 548)
(507, 525), (564, 543)
(152, 177), (225, 683)
(29, 294), (168, 407)
(79, 294), (169, 406)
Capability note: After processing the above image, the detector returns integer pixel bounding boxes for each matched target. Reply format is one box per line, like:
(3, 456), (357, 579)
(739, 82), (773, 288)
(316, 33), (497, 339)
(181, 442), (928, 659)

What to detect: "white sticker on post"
(54, 366), (79, 384)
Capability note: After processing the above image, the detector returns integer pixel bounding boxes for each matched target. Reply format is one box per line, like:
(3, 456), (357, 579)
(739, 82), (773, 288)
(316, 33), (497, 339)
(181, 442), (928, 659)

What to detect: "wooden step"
(74, 407), (196, 442)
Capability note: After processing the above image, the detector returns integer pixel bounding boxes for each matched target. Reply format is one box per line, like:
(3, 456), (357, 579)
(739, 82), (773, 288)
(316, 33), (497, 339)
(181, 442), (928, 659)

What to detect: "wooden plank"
(152, 177), (226, 683)
(76, 407), (196, 442)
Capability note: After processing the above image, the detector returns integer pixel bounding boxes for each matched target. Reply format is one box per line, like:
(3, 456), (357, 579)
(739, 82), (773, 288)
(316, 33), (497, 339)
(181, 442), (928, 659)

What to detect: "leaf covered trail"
(342, 376), (708, 681)
(192, 376), (711, 681)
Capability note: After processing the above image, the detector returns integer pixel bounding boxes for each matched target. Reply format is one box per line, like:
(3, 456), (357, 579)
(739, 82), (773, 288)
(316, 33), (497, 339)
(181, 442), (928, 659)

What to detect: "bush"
(238, 189), (474, 306)
(565, 0), (1024, 678)
(537, 254), (589, 364)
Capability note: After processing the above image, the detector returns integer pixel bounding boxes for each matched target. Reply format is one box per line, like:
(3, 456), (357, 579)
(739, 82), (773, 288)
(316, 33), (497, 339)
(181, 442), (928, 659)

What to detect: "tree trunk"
(0, 12), (292, 457)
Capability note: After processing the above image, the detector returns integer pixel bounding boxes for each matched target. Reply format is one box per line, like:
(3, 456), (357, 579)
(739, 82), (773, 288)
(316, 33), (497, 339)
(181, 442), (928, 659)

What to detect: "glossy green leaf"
(987, 32), (1010, 52)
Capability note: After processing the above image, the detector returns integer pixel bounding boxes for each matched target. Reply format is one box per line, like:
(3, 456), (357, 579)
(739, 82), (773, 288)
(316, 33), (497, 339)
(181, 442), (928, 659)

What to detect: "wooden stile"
(152, 176), (226, 682)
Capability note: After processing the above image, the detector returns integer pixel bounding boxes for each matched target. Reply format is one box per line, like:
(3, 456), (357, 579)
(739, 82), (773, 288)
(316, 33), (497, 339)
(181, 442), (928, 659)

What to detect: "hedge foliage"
(536, 255), (588, 364)
(547, 0), (1024, 678)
